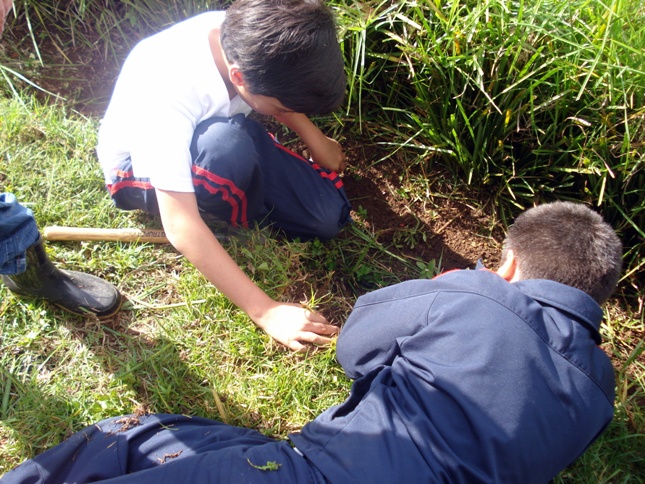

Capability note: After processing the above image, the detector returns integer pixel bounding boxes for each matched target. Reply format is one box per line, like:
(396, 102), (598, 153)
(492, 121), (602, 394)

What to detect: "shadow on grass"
(0, 304), (248, 467)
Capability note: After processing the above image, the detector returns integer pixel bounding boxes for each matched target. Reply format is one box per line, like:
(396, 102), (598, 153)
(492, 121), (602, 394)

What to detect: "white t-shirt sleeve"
(98, 12), (247, 193)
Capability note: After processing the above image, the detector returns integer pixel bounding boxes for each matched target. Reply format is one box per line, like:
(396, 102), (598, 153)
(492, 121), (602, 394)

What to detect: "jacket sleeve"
(336, 280), (439, 379)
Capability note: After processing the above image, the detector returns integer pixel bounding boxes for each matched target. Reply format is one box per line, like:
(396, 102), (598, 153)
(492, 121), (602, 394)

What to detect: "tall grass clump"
(4, 0), (230, 53)
(0, 0), (232, 103)
(334, 0), (644, 294)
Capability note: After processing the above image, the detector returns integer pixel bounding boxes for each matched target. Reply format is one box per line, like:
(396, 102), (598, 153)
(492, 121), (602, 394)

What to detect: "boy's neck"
(208, 27), (237, 100)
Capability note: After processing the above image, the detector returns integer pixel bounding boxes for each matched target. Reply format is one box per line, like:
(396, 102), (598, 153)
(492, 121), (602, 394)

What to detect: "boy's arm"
(336, 282), (438, 379)
(0, 0), (12, 34)
(156, 188), (338, 351)
(273, 112), (346, 173)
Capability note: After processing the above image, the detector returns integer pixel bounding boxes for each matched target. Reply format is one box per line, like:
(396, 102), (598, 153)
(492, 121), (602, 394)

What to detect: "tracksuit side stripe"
(191, 165), (248, 227)
(107, 180), (154, 196)
(273, 143), (345, 190)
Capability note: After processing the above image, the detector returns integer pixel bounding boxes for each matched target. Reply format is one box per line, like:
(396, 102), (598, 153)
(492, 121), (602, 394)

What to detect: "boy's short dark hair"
(502, 201), (623, 305)
(220, 0), (345, 115)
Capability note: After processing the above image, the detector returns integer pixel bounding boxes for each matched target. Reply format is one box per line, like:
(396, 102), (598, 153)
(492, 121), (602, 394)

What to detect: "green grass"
(0, 95), (421, 473)
(1, 0), (644, 480)
(0, 95), (357, 472)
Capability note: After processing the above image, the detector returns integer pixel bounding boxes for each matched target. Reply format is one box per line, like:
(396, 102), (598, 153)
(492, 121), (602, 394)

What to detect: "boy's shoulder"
(141, 11), (225, 44)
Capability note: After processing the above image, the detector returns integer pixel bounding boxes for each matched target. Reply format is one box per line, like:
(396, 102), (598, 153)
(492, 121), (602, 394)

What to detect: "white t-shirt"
(97, 12), (252, 192)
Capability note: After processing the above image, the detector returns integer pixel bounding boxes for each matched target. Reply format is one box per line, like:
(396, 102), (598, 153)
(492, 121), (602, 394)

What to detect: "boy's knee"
(314, 220), (343, 241)
(281, 199), (351, 241)
(317, 205), (351, 241)
(191, 115), (257, 170)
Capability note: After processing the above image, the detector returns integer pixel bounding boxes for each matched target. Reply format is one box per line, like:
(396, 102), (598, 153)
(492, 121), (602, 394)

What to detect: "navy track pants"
(1, 414), (325, 483)
(106, 115), (351, 240)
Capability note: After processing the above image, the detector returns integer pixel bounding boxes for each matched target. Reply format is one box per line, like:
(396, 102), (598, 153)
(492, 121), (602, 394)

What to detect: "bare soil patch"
(341, 149), (502, 271)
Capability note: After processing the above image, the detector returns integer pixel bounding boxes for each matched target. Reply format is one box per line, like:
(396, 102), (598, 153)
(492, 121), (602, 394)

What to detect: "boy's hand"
(274, 111), (346, 173)
(253, 302), (339, 352)
(156, 189), (338, 353)
(307, 135), (346, 173)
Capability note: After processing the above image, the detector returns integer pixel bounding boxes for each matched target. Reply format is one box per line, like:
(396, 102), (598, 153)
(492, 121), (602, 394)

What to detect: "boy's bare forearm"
(169, 221), (338, 350)
(180, 230), (274, 319)
(154, 189), (338, 351)
(274, 112), (319, 141)
(156, 190), (274, 318)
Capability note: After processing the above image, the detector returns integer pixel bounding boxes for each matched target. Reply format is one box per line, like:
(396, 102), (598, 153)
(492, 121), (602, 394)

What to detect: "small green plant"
(354, 204), (368, 221)
(247, 459), (282, 471)
(416, 259), (440, 279)
(393, 218), (427, 250)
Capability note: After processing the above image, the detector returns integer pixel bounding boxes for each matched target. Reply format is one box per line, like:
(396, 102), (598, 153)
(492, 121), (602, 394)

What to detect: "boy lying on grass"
(2, 201), (622, 483)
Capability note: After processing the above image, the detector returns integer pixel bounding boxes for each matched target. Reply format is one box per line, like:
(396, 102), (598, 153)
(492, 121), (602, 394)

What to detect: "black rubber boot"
(1, 237), (122, 319)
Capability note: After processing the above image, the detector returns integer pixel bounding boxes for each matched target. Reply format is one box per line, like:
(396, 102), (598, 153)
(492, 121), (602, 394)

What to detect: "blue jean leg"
(0, 193), (40, 275)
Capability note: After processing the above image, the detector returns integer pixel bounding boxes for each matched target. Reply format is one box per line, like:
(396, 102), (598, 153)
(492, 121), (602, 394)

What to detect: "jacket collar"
(514, 279), (604, 344)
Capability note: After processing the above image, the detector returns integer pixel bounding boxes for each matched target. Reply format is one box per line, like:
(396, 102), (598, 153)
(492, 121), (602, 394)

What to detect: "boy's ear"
(497, 250), (519, 282)
(228, 66), (245, 87)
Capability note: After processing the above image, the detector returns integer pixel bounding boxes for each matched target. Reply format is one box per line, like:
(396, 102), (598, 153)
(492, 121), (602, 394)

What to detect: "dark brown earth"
(340, 146), (502, 271)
